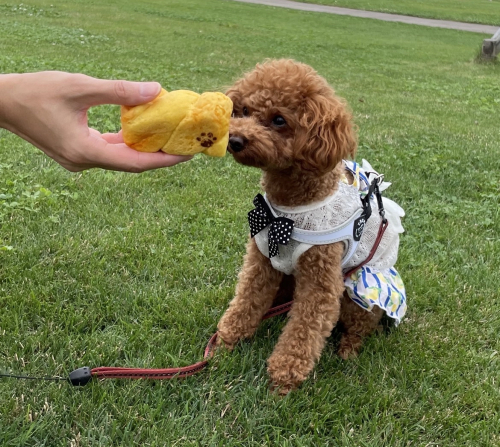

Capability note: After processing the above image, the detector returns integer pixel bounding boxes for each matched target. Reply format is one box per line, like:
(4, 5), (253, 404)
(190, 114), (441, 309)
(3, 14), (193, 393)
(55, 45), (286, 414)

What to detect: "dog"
(217, 59), (406, 394)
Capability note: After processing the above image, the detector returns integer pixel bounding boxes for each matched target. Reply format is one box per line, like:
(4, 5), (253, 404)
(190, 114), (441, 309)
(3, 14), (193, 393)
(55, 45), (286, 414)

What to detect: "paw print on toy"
(197, 132), (217, 148)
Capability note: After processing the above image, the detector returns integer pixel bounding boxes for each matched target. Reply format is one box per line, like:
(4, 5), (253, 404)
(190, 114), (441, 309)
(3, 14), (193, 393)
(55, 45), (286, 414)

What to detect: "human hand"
(0, 71), (192, 172)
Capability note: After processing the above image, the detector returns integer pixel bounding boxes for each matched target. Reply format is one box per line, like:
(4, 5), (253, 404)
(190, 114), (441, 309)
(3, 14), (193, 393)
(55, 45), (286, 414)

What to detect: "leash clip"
(364, 172), (386, 221)
(374, 183), (386, 221)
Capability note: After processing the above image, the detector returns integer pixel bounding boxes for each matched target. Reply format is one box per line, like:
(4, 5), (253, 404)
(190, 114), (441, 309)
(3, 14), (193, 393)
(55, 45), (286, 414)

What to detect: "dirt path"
(232, 0), (499, 35)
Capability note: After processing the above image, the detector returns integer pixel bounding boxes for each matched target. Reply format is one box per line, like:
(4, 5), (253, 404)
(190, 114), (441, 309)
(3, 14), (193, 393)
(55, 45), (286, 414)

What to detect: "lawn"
(292, 0), (500, 26)
(0, 0), (499, 446)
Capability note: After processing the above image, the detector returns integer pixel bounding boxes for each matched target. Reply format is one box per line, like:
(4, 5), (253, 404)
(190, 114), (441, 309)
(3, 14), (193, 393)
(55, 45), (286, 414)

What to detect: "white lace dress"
(253, 160), (407, 324)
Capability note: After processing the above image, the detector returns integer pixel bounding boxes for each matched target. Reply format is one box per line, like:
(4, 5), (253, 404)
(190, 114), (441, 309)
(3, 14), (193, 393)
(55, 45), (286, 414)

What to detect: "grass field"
(0, 0), (499, 446)
(293, 0), (500, 26)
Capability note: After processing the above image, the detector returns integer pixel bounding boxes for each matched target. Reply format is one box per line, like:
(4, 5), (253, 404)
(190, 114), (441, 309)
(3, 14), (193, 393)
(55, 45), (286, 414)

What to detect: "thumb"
(80, 77), (162, 107)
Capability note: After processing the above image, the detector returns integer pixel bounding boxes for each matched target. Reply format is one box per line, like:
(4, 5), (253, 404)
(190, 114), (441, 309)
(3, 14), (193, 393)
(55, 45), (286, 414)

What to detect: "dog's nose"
(228, 135), (246, 153)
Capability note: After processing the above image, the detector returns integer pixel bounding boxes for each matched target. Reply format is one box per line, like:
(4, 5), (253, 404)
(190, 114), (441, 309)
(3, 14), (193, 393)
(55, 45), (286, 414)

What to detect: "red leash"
(90, 332), (219, 381)
(87, 301), (292, 383)
(68, 220), (388, 386)
(343, 218), (388, 279)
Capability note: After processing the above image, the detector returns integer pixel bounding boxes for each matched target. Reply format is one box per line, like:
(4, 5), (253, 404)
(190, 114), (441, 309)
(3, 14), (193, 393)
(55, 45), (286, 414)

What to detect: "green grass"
(292, 0), (500, 26)
(0, 0), (499, 445)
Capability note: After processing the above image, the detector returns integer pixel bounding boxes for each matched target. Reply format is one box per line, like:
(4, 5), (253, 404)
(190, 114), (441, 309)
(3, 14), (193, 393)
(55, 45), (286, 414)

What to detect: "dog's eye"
(242, 107), (249, 117)
(272, 115), (287, 127)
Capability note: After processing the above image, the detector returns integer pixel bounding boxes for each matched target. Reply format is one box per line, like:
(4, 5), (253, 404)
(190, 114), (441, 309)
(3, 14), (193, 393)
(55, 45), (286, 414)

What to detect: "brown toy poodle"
(217, 59), (407, 394)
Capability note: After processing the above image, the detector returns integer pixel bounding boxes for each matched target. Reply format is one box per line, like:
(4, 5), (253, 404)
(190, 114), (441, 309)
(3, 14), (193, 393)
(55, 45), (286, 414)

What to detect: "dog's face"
(226, 59), (357, 175)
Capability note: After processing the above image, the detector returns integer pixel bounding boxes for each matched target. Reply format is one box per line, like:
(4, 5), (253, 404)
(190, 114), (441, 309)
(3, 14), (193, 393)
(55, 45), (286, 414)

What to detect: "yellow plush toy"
(121, 89), (233, 157)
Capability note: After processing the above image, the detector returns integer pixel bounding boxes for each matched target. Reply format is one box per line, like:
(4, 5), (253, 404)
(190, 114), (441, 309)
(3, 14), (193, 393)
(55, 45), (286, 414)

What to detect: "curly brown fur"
(338, 293), (384, 360)
(217, 238), (283, 350)
(218, 59), (383, 393)
(267, 243), (345, 394)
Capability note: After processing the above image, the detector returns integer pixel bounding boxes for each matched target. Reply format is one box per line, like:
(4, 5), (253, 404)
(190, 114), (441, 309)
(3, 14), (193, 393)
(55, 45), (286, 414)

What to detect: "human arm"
(0, 71), (192, 172)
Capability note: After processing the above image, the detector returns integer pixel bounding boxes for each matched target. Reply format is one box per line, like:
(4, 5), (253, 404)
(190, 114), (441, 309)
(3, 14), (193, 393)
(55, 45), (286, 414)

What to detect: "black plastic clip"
(69, 367), (92, 386)
(374, 183), (386, 221)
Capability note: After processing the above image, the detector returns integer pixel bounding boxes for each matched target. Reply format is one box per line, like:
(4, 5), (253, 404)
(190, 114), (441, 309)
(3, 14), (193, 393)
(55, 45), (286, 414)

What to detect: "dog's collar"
(267, 191), (340, 214)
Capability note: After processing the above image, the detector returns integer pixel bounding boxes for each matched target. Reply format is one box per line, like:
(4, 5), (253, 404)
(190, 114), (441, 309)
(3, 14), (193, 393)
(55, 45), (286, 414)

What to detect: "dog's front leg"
(267, 243), (345, 394)
(217, 237), (283, 350)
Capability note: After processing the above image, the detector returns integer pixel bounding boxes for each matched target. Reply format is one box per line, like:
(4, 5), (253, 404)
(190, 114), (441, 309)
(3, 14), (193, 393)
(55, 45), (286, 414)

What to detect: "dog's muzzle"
(228, 135), (247, 153)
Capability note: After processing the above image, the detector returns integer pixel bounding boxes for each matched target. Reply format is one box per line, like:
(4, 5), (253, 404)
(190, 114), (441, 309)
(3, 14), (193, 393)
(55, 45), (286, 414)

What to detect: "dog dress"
(249, 160), (407, 324)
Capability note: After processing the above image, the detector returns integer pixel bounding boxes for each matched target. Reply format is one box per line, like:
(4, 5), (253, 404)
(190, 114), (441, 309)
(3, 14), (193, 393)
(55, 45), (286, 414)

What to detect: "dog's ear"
(296, 94), (357, 174)
(225, 85), (242, 114)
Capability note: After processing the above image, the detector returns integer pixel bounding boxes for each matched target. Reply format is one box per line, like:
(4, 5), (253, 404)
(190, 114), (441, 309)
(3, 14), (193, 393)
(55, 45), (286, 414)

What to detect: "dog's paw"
(337, 345), (359, 360)
(337, 335), (362, 360)
(269, 381), (295, 396)
(267, 353), (311, 394)
(215, 333), (237, 352)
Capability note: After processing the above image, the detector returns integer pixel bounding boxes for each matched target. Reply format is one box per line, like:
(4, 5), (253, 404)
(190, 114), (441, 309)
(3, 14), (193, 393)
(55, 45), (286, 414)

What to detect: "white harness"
(253, 160), (404, 276)
(261, 193), (364, 268)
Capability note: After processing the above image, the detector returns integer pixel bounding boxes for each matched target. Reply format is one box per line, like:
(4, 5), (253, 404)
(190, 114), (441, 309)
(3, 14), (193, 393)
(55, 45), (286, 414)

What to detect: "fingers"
(90, 128), (124, 145)
(77, 76), (162, 107)
(100, 130), (124, 144)
(80, 135), (192, 172)
(99, 144), (193, 172)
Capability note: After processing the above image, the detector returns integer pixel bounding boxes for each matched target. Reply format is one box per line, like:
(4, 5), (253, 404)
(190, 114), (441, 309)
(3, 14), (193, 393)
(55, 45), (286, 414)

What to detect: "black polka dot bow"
(248, 194), (294, 258)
